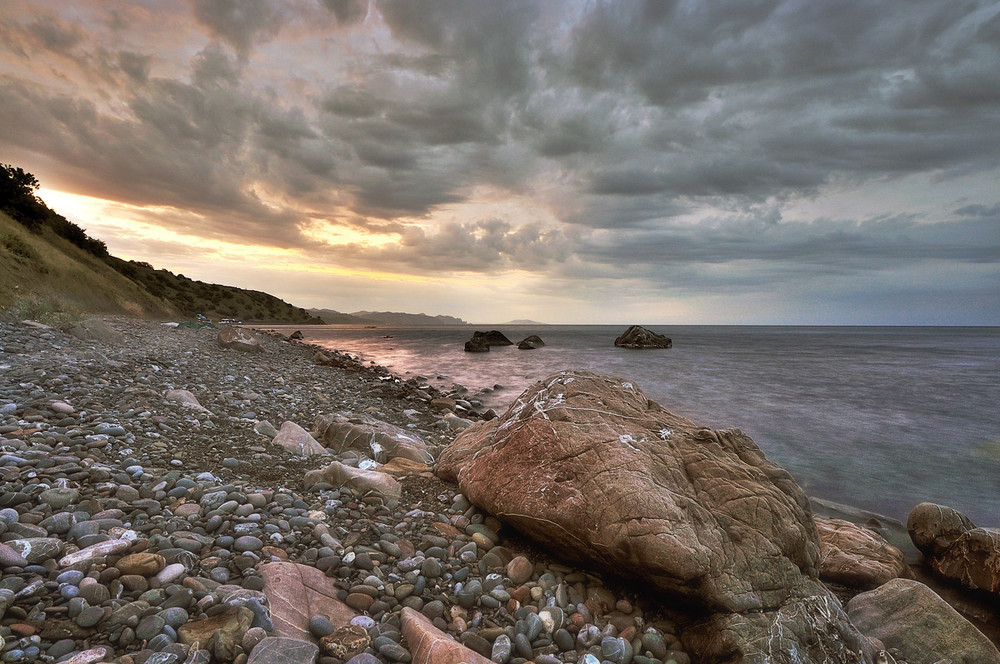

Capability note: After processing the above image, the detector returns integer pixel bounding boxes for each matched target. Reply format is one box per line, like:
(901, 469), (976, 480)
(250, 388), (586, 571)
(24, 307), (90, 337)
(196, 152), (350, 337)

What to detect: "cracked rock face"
(438, 370), (819, 612)
(437, 370), (873, 663)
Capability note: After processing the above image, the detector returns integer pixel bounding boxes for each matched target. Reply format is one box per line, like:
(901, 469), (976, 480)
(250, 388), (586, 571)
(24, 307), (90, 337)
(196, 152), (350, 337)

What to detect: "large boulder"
(437, 370), (871, 663)
(613, 324), (671, 348)
(61, 319), (123, 344)
(314, 413), (433, 464)
(907, 502), (1000, 595)
(932, 527), (1000, 593)
(464, 337), (489, 352)
(303, 461), (401, 505)
(517, 335), (545, 350)
(816, 517), (912, 589)
(907, 502), (976, 557)
(271, 421), (329, 457)
(847, 578), (1000, 664)
(472, 330), (513, 346)
(217, 326), (263, 353)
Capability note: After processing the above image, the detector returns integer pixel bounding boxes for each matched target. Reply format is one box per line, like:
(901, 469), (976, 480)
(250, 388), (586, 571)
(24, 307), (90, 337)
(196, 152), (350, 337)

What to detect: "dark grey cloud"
(117, 51), (152, 84)
(320, 218), (574, 273)
(189, 0), (284, 52)
(574, 213), (1000, 287)
(321, 0), (368, 25)
(1, 0), (999, 322)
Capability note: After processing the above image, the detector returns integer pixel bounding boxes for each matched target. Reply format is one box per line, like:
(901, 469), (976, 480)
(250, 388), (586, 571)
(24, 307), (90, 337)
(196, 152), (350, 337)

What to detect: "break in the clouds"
(1, 0), (998, 324)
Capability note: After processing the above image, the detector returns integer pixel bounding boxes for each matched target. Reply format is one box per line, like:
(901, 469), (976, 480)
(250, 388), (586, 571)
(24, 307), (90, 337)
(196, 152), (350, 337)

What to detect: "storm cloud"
(0, 0), (997, 323)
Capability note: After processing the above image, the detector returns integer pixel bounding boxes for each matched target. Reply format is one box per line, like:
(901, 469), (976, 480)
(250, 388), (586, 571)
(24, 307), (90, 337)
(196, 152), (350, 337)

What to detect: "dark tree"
(0, 163), (46, 229)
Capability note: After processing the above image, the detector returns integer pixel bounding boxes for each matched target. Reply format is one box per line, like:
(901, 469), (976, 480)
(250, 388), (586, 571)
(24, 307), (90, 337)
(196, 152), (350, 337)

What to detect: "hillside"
(306, 308), (376, 325)
(351, 311), (468, 325)
(0, 163), (323, 324)
(0, 210), (176, 320)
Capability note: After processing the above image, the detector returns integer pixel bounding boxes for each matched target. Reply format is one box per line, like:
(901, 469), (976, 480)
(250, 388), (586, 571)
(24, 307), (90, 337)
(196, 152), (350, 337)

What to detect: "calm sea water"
(273, 324), (1000, 525)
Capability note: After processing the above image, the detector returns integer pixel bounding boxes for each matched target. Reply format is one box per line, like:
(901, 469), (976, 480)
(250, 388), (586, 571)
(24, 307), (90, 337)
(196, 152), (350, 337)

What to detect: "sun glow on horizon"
(34, 187), (465, 287)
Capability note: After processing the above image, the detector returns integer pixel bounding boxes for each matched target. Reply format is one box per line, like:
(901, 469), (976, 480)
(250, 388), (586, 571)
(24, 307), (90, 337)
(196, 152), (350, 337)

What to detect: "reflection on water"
(271, 324), (1000, 524)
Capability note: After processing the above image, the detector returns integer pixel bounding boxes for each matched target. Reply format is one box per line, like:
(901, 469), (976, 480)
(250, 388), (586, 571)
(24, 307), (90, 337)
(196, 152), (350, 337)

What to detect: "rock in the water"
(248, 636), (319, 664)
(437, 370), (870, 664)
(613, 325), (671, 349)
(314, 413), (433, 463)
(517, 335), (545, 350)
(472, 330), (513, 346)
(259, 562), (357, 642)
(463, 337), (489, 353)
(217, 326), (263, 353)
(400, 607), (492, 664)
(303, 461), (401, 504)
(816, 517), (911, 589)
(271, 421), (328, 457)
(847, 578), (1000, 664)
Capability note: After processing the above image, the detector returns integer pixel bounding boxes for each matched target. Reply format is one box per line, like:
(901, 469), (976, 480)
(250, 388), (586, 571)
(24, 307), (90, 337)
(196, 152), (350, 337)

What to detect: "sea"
(268, 324), (1000, 526)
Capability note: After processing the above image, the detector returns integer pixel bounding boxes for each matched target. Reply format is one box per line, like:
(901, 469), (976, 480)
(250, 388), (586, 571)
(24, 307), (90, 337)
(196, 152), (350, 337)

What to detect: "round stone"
(79, 582), (111, 605)
(506, 555), (533, 585)
(233, 536), (263, 552)
(39, 488), (79, 509)
(309, 615), (335, 638)
(420, 558), (442, 578)
(345, 593), (374, 612)
(641, 630), (669, 659)
(76, 606), (106, 628)
(136, 615), (166, 641)
(491, 634), (512, 663)
(116, 552), (166, 576)
(159, 608), (189, 628)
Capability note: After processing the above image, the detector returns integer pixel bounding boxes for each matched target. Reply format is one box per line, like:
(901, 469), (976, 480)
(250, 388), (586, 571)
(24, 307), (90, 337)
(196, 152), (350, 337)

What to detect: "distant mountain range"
(308, 309), (468, 326)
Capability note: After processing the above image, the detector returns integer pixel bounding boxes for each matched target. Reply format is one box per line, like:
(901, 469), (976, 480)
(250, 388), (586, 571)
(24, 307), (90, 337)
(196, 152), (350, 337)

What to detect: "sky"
(1, 0), (998, 325)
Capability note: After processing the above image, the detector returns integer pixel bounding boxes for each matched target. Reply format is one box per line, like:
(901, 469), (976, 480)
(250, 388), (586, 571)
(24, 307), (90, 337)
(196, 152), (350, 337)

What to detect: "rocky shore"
(1, 316), (998, 664)
(0, 317), (691, 664)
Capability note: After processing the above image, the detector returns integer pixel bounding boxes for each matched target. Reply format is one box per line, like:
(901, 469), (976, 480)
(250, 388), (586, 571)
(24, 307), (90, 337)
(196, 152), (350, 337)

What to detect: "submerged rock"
(517, 335), (545, 350)
(613, 325), (671, 349)
(472, 330), (514, 346)
(464, 337), (489, 352)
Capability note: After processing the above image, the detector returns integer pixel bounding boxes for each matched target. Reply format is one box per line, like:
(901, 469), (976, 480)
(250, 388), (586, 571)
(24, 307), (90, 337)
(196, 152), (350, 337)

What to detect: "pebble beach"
(0, 316), (690, 664)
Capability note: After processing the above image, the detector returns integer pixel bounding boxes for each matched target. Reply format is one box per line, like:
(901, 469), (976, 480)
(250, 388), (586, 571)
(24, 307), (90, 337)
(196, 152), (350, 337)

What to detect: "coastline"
(0, 316), (694, 664)
(1, 316), (996, 663)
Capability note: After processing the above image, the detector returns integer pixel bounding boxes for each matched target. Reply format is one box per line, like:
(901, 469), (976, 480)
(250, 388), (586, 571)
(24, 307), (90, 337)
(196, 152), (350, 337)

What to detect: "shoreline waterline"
(254, 323), (1000, 527)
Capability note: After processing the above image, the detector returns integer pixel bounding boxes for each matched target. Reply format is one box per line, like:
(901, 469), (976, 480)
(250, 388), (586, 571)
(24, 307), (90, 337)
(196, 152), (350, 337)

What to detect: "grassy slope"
(109, 257), (325, 324)
(0, 210), (176, 319)
(0, 210), (324, 323)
